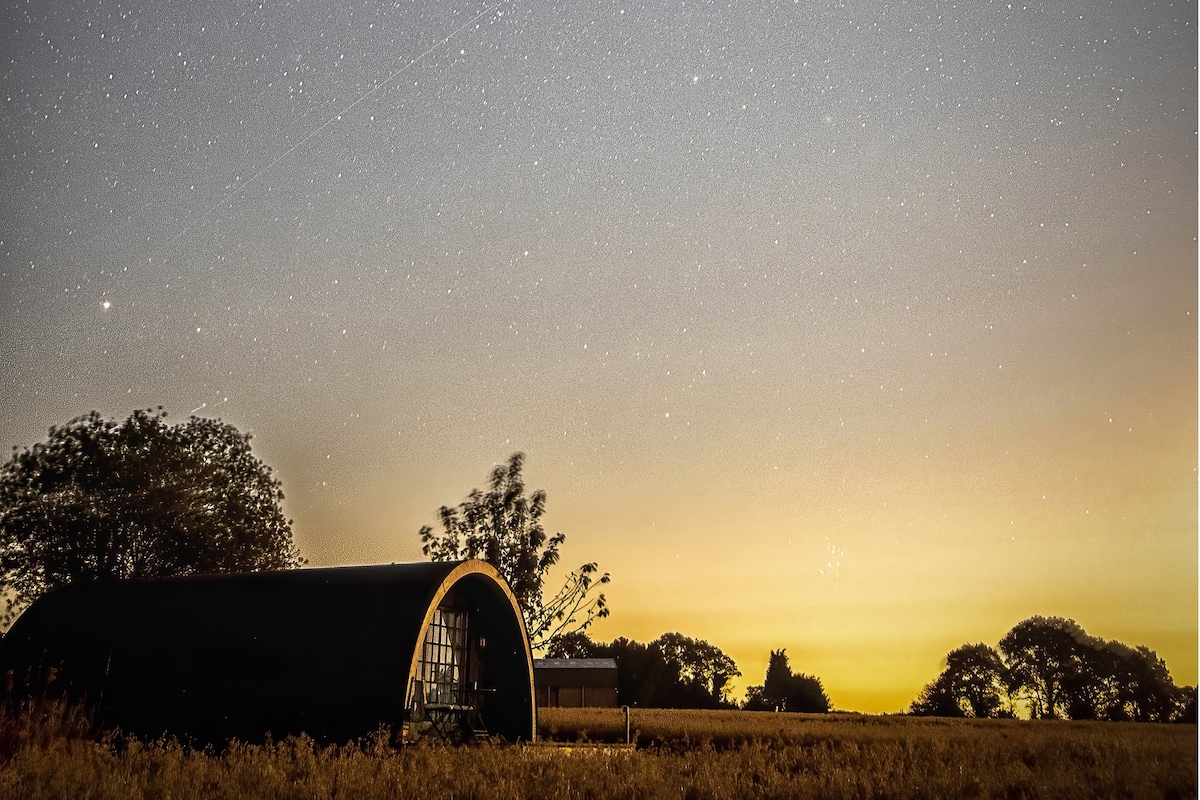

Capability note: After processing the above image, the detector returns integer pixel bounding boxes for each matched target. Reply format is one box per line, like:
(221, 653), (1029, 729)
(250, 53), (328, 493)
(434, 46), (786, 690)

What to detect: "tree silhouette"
(912, 617), (1188, 722)
(1060, 638), (1121, 720)
(999, 616), (1093, 719)
(420, 453), (609, 651)
(746, 648), (831, 712)
(946, 643), (1007, 717)
(1114, 645), (1179, 722)
(1176, 686), (1197, 723)
(545, 632), (740, 709)
(909, 671), (965, 717)
(0, 409), (303, 622)
(762, 649), (792, 710)
(543, 631), (595, 659)
(603, 637), (668, 707)
(910, 643), (1006, 718)
(653, 632), (741, 707)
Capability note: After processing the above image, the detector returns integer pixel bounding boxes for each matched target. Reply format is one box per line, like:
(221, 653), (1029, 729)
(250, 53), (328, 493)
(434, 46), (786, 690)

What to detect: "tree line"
(547, 631), (742, 708)
(546, 631), (836, 712)
(743, 649), (831, 712)
(2, 411), (1190, 723)
(911, 616), (1196, 722)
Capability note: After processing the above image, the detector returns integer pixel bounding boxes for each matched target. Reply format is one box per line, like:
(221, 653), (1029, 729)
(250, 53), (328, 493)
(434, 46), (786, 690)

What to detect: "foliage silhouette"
(1061, 640), (1180, 722)
(761, 649), (792, 710)
(743, 648), (831, 713)
(0, 409), (303, 622)
(653, 632), (741, 707)
(420, 453), (608, 652)
(1000, 616), (1095, 720)
(1176, 686), (1197, 723)
(910, 643), (1007, 718)
(909, 671), (966, 718)
(912, 617), (1188, 722)
(545, 632), (740, 709)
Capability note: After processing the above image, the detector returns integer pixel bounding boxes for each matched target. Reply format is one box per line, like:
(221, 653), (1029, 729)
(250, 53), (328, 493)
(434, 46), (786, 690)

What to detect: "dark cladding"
(533, 658), (619, 708)
(0, 560), (535, 745)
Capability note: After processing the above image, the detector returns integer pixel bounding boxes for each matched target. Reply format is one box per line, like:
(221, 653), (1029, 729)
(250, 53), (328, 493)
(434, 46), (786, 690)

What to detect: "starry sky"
(1, 0), (1195, 712)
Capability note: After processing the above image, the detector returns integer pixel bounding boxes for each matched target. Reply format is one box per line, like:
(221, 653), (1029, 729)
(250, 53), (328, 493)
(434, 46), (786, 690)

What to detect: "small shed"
(533, 658), (619, 707)
(0, 560), (535, 744)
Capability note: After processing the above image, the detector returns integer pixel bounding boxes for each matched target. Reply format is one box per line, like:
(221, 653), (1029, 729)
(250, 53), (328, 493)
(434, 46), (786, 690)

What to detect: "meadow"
(0, 702), (1193, 799)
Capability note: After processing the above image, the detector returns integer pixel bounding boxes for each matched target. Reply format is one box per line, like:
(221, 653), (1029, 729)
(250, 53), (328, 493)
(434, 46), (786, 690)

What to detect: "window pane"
(417, 606), (468, 705)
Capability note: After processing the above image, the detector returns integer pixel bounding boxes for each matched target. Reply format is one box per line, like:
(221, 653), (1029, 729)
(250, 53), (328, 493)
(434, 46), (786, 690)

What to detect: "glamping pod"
(0, 560), (535, 745)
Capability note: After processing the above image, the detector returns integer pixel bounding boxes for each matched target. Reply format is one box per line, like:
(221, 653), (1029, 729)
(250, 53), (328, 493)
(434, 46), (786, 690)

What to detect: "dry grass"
(0, 701), (1193, 799)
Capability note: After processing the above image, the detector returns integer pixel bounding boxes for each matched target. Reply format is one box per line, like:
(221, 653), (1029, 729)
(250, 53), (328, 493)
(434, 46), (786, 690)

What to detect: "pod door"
(411, 599), (490, 741)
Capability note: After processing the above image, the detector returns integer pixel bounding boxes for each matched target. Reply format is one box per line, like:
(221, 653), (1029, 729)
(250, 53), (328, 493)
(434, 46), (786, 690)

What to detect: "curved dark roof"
(0, 561), (535, 744)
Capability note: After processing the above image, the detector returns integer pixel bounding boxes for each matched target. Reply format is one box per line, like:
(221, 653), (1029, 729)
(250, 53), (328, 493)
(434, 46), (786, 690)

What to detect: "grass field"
(0, 702), (1193, 799)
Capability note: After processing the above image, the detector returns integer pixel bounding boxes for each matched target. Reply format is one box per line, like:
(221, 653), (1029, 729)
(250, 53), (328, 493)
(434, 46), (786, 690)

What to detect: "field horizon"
(1, 702), (1193, 799)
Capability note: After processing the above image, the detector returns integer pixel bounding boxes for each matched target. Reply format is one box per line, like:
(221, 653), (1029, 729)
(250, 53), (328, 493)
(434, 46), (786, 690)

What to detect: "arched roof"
(0, 560), (535, 744)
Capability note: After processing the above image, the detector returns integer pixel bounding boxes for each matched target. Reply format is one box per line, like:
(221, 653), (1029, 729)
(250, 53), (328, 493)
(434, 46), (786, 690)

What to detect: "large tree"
(653, 632), (741, 707)
(746, 648), (831, 713)
(0, 409), (304, 622)
(912, 617), (1189, 721)
(1111, 644), (1179, 722)
(419, 453), (609, 651)
(910, 643), (1007, 718)
(761, 649), (792, 710)
(1060, 638), (1127, 721)
(999, 616), (1093, 719)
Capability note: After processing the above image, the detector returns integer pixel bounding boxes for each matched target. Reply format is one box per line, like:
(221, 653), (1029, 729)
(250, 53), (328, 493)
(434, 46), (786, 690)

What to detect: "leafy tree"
(1060, 637), (1173, 722)
(1175, 686), (1197, 723)
(544, 631), (596, 659)
(786, 674), (832, 713)
(609, 637), (674, 707)
(910, 643), (1006, 718)
(762, 649), (792, 710)
(1060, 638), (1119, 720)
(1115, 645), (1179, 722)
(742, 684), (769, 711)
(1054, 639), (1180, 722)
(909, 670), (966, 717)
(747, 649), (830, 713)
(419, 453), (609, 651)
(947, 643), (1007, 718)
(545, 632), (741, 709)
(910, 617), (1186, 722)
(652, 632), (741, 707)
(0, 409), (304, 622)
(999, 616), (1094, 719)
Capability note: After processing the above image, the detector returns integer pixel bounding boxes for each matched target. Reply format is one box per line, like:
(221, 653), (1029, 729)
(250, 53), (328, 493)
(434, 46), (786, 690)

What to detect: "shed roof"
(534, 658), (618, 670)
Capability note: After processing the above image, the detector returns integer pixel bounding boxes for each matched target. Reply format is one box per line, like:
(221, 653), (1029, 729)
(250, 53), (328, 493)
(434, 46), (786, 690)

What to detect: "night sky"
(2, 0), (1195, 712)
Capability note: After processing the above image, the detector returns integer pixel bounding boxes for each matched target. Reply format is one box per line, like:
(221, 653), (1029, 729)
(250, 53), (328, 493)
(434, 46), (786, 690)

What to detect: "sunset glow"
(1, 0), (1194, 712)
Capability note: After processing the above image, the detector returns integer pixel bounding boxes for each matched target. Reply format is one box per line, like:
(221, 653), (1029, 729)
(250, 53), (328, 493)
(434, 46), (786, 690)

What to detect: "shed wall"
(533, 660), (619, 708)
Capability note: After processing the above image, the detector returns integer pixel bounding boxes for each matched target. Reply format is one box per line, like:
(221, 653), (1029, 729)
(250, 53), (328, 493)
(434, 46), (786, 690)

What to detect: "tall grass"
(0, 702), (1193, 799)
